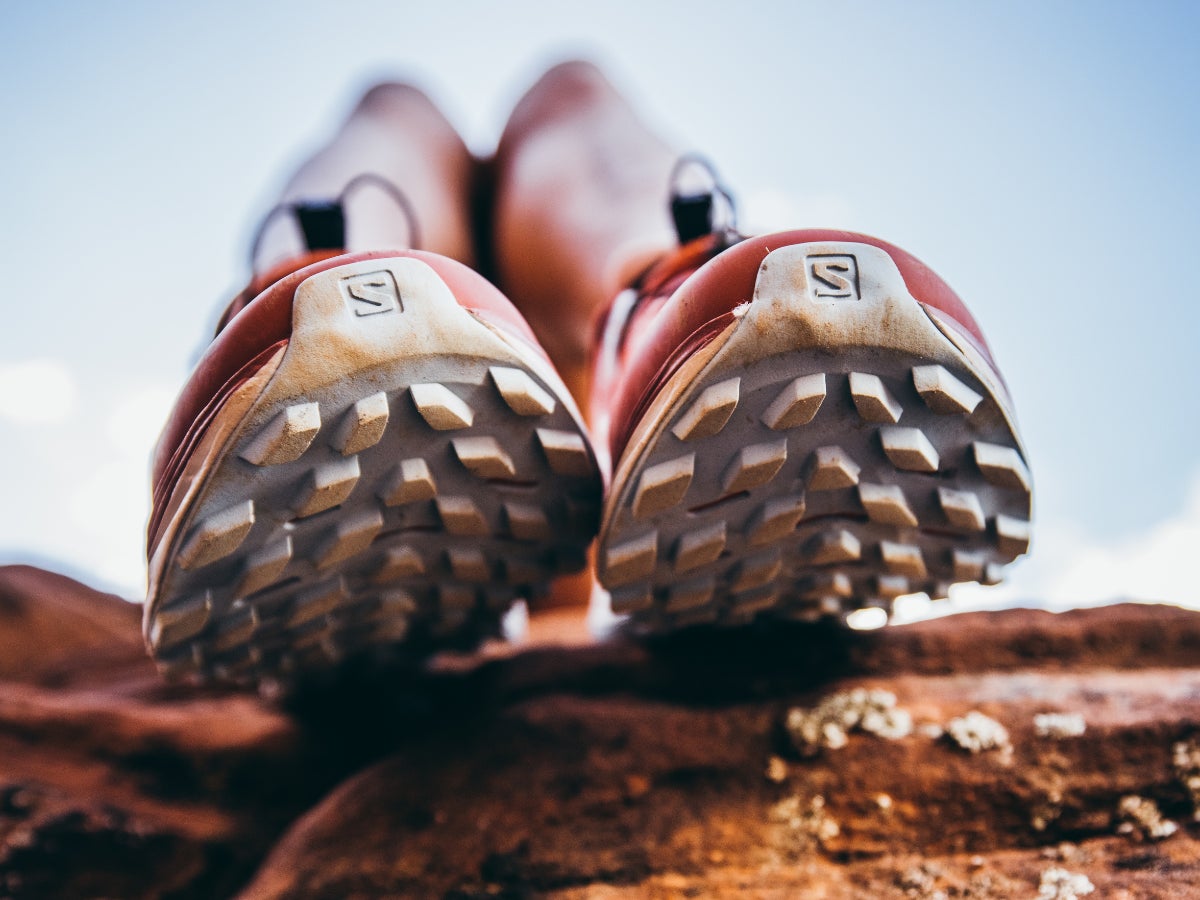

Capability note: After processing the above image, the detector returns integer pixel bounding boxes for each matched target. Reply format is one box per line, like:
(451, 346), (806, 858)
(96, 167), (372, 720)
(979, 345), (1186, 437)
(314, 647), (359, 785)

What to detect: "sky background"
(1, 1), (1197, 618)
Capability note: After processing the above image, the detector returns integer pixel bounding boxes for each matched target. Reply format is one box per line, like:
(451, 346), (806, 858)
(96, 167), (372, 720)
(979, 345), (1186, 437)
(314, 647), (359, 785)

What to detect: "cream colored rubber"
(146, 257), (601, 683)
(597, 242), (1032, 629)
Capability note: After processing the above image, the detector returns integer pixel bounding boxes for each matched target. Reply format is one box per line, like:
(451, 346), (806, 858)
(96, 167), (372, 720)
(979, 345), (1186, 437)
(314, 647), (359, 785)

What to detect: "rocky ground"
(1, 563), (1198, 898)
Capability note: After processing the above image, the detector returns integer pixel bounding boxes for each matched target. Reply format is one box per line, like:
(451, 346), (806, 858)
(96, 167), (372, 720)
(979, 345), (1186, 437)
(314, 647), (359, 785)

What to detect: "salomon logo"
(340, 270), (403, 317)
(807, 254), (860, 301)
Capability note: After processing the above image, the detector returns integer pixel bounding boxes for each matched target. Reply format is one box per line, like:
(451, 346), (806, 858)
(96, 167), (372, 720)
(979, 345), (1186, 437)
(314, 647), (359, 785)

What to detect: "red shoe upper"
(148, 250), (544, 554)
(589, 229), (1000, 472)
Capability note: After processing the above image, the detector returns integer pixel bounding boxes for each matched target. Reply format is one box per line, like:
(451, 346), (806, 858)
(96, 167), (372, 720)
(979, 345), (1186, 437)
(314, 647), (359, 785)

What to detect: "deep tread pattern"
(973, 441), (1032, 492)
(489, 366), (556, 417)
(149, 591), (211, 650)
(315, 509), (383, 570)
(237, 538), (293, 596)
(436, 496), (491, 536)
(849, 372), (903, 424)
(761, 374), (826, 430)
(806, 446), (860, 490)
(177, 501), (256, 570)
(295, 457), (361, 518)
(536, 429), (594, 477)
(721, 440), (788, 495)
(452, 436), (517, 479)
(806, 529), (862, 565)
(672, 378), (740, 441)
(912, 364), (983, 415)
(333, 393), (390, 456)
(667, 576), (715, 612)
(881, 541), (927, 579)
(410, 383), (474, 431)
(632, 455), (694, 518)
(599, 350), (1032, 630)
(603, 531), (659, 587)
(881, 427), (940, 473)
(938, 487), (987, 532)
(674, 522), (727, 573)
(747, 496), (806, 547)
(240, 403), (321, 466)
(148, 314), (601, 684)
(859, 483), (919, 528)
(381, 458), (438, 506)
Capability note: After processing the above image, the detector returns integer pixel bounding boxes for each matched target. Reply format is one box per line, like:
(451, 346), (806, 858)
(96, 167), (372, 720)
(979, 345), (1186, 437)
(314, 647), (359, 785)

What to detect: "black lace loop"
(603, 156), (746, 356)
(247, 172), (421, 268)
(668, 154), (738, 245)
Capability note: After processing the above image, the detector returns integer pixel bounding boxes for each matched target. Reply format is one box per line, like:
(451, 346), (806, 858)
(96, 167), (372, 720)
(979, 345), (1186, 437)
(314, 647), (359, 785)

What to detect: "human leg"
(254, 81), (476, 270)
(145, 83), (601, 684)
(492, 61), (678, 404)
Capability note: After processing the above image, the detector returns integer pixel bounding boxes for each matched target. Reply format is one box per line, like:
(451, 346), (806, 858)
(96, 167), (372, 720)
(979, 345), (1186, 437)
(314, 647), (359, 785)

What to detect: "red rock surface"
(1, 563), (1198, 898)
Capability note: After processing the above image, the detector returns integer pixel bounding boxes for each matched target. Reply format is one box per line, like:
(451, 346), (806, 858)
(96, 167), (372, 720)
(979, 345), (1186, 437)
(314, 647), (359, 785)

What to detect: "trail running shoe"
(145, 250), (601, 683)
(590, 227), (1032, 630)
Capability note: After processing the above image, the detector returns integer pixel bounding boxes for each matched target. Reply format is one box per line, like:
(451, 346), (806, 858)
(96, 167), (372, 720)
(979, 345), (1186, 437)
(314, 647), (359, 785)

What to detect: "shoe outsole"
(146, 257), (601, 683)
(597, 241), (1031, 629)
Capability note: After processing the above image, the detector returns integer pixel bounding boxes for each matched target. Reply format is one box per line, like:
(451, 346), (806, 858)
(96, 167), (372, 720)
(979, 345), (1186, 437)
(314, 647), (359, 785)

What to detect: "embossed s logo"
(806, 254), (860, 301)
(340, 270), (403, 317)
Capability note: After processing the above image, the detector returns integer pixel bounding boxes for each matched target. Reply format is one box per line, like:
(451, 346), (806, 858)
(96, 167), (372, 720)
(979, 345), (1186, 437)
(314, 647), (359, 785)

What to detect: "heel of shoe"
(744, 241), (1020, 436)
(597, 240), (1031, 630)
(146, 256), (602, 684)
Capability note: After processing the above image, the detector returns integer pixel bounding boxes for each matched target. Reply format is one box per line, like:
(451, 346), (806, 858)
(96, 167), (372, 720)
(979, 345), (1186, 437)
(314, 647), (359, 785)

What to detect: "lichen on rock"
(1037, 866), (1095, 899)
(1034, 712), (1086, 739)
(1173, 739), (1200, 822)
(945, 711), (1011, 754)
(784, 687), (913, 755)
(1116, 794), (1178, 840)
(768, 794), (840, 848)
(764, 755), (788, 783)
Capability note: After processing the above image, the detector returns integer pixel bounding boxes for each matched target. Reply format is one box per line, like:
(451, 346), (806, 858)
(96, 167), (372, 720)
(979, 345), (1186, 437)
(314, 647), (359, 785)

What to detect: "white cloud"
(60, 384), (178, 597)
(1036, 473), (1200, 608)
(105, 385), (176, 457)
(66, 456), (150, 597)
(942, 467), (1200, 616)
(0, 358), (77, 424)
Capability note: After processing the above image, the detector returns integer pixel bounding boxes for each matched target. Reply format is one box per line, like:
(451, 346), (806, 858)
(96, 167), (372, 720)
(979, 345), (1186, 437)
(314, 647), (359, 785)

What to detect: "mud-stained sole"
(597, 241), (1031, 630)
(146, 257), (601, 683)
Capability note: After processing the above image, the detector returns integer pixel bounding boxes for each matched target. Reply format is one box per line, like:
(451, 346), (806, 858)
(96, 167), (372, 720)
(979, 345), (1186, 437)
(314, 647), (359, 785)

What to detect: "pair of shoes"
(144, 178), (1031, 683)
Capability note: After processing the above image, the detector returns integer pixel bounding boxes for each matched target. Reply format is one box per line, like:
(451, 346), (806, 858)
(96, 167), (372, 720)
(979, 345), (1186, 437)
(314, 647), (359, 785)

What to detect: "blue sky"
(1, 1), (1197, 614)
